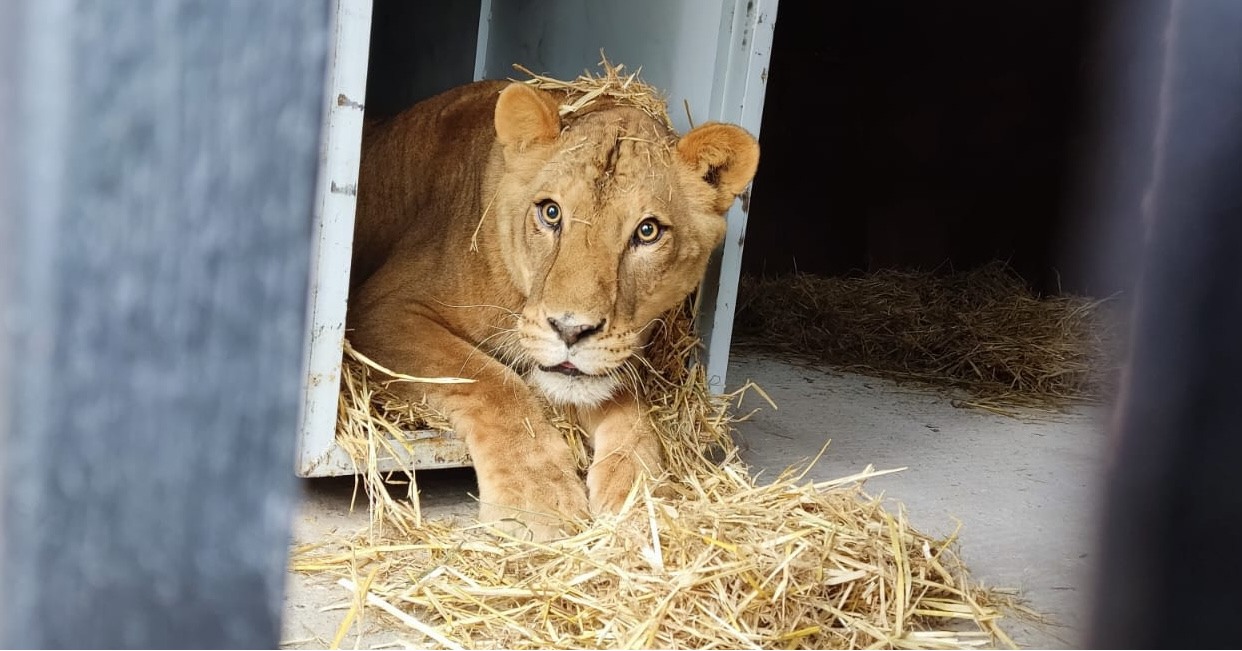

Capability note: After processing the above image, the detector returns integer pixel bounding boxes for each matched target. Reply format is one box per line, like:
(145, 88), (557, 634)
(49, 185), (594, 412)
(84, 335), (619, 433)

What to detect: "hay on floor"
(296, 298), (1014, 650)
(734, 263), (1124, 413)
(296, 454), (1014, 650)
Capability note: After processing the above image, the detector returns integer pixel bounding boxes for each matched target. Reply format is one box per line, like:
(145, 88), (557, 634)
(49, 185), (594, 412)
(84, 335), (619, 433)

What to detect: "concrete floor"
(282, 351), (1109, 649)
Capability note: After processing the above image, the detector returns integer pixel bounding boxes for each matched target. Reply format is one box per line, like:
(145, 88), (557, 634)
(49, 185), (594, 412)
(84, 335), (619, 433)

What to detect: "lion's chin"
(528, 367), (621, 407)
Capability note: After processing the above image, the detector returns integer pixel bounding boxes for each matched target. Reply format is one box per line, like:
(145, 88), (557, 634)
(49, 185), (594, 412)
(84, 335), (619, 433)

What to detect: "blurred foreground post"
(0, 1), (329, 647)
(1091, 0), (1242, 646)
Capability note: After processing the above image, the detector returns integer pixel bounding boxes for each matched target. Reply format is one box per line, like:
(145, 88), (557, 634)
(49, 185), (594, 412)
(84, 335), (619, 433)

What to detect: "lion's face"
(487, 84), (759, 407)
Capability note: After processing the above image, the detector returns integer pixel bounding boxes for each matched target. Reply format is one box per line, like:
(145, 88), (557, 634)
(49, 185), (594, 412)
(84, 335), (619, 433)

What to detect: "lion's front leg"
(463, 403), (588, 541)
(349, 303), (588, 541)
(579, 394), (665, 514)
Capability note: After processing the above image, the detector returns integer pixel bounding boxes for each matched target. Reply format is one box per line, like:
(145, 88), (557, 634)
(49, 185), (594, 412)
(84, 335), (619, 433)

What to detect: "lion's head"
(484, 83), (760, 407)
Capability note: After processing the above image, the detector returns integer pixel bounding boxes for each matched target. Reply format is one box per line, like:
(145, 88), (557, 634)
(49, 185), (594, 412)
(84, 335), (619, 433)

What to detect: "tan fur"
(348, 80), (759, 540)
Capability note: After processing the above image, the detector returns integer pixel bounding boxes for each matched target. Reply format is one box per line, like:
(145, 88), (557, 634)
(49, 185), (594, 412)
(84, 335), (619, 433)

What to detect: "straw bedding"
(291, 58), (1019, 650)
(297, 310), (1015, 649)
(734, 263), (1124, 413)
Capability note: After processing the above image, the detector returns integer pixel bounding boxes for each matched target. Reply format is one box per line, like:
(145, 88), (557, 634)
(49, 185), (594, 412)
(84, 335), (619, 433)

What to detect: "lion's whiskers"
(616, 359), (642, 394)
(428, 296), (521, 319)
(456, 326), (524, 378)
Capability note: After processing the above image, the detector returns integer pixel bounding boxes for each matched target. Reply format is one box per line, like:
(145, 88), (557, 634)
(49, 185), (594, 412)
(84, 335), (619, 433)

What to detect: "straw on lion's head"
(489, 84), (760, 406)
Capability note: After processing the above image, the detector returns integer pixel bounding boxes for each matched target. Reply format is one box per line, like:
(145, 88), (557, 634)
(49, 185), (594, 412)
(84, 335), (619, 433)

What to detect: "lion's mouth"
(539, 362), (587, 377)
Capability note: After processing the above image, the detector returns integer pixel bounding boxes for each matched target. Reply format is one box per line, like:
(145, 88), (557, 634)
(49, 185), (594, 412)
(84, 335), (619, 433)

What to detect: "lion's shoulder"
(362, 79), (512, 153)
(352, 80), (522, 290)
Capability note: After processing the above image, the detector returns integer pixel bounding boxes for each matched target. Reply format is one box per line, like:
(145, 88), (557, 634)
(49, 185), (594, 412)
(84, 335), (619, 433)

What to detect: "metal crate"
(296, 0), (777, 477)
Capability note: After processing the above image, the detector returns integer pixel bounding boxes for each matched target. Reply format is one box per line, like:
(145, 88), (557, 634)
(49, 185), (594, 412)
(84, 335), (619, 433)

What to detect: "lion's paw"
(587, 451), (658, 515)
(477, 467), (588, 542)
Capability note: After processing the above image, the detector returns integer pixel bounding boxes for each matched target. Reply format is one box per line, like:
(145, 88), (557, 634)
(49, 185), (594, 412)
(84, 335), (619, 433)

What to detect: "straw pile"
(734, 263), (1124, 413)
(295, 453), (1015, 649)
(292, 59), (1015, 650)
(300, 316), (1016, 648)
(304, 307), (1016, 648)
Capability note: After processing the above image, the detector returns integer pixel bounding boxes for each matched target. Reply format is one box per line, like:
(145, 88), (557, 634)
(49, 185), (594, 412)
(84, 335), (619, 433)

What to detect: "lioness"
(348, 78), (759, 540)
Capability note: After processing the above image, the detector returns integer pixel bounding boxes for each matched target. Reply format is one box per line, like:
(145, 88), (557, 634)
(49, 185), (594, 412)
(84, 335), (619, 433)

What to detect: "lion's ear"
(676, 123), (760, 214)
(494, 83), (561, 151)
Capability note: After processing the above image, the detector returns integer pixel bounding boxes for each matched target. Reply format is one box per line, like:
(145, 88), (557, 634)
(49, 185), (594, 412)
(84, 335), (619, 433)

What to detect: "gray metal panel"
(298, 0), (375, 477)
(479, 0), (725, 135)
(696, 0), (776, 391)
(0, 1), (329, 647)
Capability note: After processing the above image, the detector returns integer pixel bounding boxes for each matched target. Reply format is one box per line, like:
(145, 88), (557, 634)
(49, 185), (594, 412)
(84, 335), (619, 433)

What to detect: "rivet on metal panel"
(329, 181), (358, 196)
(336, 93), (365, 110)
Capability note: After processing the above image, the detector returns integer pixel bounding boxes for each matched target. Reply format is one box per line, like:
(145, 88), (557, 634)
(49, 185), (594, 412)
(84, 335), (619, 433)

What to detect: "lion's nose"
(547, 316), (605, 346)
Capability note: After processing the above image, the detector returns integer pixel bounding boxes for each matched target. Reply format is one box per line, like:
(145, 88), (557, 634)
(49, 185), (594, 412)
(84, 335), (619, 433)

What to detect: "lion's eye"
(536, 200), (562, 229)
(633, 218), (664, 245)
